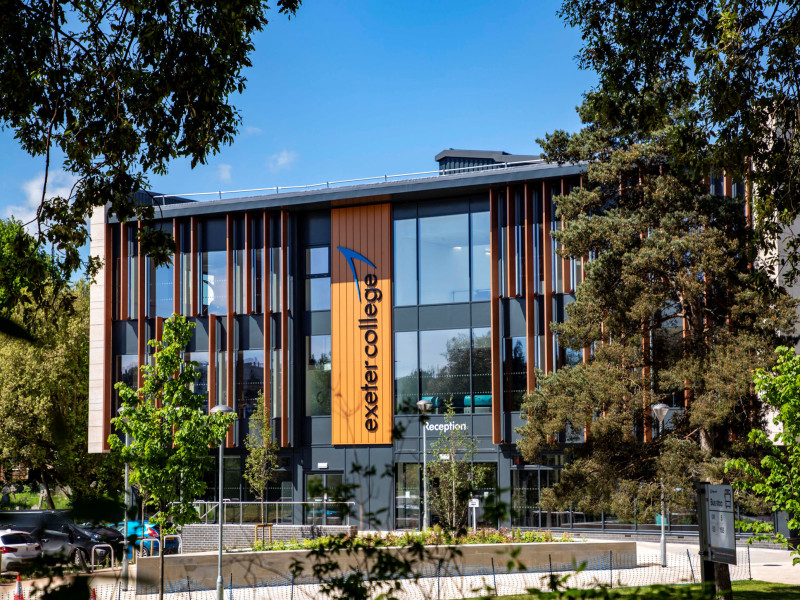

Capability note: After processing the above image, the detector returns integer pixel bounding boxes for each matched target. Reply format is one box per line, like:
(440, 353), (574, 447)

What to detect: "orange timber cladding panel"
(331, 204), (393, 446)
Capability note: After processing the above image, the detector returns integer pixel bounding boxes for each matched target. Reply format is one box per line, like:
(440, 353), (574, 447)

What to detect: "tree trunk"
(699, 428), (714, 454)
(714, 563), (732, 600)
(41, 479), (56, 510)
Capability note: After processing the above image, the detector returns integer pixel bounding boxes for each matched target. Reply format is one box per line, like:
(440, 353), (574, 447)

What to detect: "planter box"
(136, 540), (637, 593)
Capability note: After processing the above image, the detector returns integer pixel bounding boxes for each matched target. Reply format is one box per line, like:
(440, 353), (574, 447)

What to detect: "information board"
(703, 484), (737, 565)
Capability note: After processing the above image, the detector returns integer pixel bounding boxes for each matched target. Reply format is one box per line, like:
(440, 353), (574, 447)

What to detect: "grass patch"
(489, 580), (800, 599)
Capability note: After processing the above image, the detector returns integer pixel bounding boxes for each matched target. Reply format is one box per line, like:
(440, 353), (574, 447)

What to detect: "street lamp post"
(117, 407), (130, 591)
(210, 404), (233, 600)
(416, 400), (433, 531)
(652, 403), (671, 568)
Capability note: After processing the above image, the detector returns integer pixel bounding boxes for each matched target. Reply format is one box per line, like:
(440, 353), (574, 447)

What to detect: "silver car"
(0, 530), (41, 573)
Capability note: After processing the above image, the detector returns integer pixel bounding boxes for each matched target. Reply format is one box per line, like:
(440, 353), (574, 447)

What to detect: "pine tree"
(518, 102), (797, 520)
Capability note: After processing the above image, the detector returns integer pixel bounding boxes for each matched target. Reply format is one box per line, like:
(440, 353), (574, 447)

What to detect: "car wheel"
(140, 546), (150, 558)
(73, 549), (91, 573)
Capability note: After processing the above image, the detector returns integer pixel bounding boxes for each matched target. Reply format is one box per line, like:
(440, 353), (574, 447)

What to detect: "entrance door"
(304, 473), (344, 525)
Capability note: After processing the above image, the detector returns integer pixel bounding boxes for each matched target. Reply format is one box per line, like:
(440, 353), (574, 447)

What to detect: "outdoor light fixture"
(210, 404), (234, 600)
(117, 406), (130, 590)
(651, 403), (671, 569)
(416, 400), (433, 531)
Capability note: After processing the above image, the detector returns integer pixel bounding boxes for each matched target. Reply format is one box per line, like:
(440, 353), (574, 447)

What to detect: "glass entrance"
(304, 473), (344, 525)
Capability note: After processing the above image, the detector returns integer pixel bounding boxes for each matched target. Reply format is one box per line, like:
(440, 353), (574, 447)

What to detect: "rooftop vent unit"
(435, 149), (542, 175)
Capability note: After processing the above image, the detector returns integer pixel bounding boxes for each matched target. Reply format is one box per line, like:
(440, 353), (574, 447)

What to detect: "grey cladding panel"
(188, 318), (208, 352)
(112, 321), (138, 355)
(507, 298), (527, 338)
(237, 315), (264, 349)
(393, 306), (418, 331)
(471, 302), (490, 328)
(418, 304), (471, 330)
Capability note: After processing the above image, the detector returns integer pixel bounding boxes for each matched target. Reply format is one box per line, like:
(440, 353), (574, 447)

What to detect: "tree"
(0, 0), (300, 282)
(109, 315), (235, 600)
(0, 279), (120, 508)
(243, 391), (279, 524)
(0, 218), (67, 339)
(518, 85), (797, 540)
(555, 1), (800, 279)
(726, 346), (800, 565)
(427, 401), (490, 530)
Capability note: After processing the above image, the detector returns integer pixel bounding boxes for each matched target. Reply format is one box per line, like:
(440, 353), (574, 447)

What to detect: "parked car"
(0, 510), (109, 572)
(0, 529), (41, 574)
(115, 521), (180, 557)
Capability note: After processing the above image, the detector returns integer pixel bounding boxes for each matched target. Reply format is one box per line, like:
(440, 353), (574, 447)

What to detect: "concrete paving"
(586, 538), (799, 586)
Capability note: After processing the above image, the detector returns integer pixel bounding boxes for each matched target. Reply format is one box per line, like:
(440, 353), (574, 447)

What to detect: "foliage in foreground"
(0, 278), (121, 507)
(0, 0), (301, 288)
(726, 346), (800, 565)
(110, 315), (235, 598)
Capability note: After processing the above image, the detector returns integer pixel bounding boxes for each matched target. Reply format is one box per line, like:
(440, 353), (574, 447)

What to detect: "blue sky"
(0, 0), (595, 229)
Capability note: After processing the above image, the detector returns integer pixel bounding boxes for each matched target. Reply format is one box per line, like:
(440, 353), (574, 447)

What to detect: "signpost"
(469, 498), (479, 530)
(696, 481), (737, 593)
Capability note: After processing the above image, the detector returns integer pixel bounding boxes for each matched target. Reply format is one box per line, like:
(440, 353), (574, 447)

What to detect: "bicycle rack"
(140, 537), (160, 557)
(163, 534), (183, 554)
(90, 544), (115, 569)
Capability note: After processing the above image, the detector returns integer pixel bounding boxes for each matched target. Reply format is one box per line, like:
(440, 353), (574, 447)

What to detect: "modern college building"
(88, 150), (594, 529)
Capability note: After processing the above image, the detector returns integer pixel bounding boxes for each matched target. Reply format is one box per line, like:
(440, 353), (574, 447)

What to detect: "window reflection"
(237, 350), (264, 445)
(305, 335), (332, 416)
(419, 214), (469, 304)
(394, 331), (419, 412)
(420, 328), (471, 413)
(305, 278), (331, 311)
(185, 351), (209, 414)
(202, 250), (227, 315)
(471, 328), (492, 413)
(504, 337), (527, 411)
(471, 212), (491, 301)
(113, 354), (138, 417)
(393, 219), (417, 306)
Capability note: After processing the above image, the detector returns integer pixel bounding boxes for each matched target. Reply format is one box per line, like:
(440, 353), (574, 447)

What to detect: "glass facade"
(396, 328), (493, 414)
(305, 335), (332, 416)
(237, 350), (264, 445)
(106, 171), (585, 514)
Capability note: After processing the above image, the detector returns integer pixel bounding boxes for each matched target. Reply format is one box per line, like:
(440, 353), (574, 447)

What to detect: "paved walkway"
(586, 538), (799, 586)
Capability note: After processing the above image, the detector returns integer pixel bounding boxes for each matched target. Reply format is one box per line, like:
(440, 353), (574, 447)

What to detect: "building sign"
(424, 422), (468, 433)
(331, 204), (393, 445)
(699, 483), (737, 565)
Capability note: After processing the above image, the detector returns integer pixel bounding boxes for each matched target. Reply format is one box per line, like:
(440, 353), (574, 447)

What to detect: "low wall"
(136, 540), (637, 593)
(179, 524), (358, 553)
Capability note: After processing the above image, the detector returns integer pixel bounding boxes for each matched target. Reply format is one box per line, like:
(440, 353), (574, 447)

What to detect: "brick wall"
(180, 524), (358, 553)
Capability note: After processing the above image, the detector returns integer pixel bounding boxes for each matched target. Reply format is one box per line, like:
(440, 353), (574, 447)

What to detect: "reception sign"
(331, 204), (393, 445)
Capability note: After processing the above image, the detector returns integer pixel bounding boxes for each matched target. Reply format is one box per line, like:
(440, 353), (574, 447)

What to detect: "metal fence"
(191, 500), (357, 526)
(1, 549), (753, 600)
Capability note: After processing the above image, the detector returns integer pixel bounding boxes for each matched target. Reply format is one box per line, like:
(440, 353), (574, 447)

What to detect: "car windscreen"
(0, 533), (35, 544)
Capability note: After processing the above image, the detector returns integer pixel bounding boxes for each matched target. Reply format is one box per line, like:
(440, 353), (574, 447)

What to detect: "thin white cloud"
(6, 170), (78, 230)
(268, 150), (298, 173)
(217, 163), (233, 183)
(243, 126), (263, 135)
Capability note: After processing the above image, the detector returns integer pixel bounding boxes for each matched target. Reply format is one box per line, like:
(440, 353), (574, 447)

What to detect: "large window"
(396, 328), (492, 414)
(200, 219), (227, 316)
(393, 219), (417, 307)
(185, 351), (209, 414)
(305, 335), (332, 416)
(419, 214), (470, 304)
(394, 331), (419, 411)
(113, 354), (138, 416)
(504, 337), (527, 411)
(237, 350), (264, 445)
(471, 212), (491, 301)
(393, 210), (490, 306)
(304, 247), (330, 311)
(147, 259), (174, 318)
